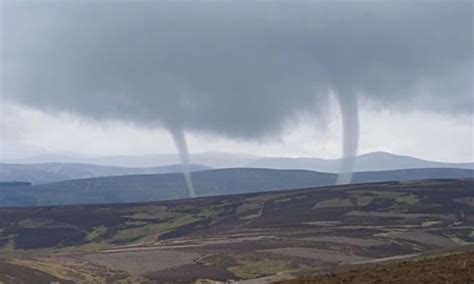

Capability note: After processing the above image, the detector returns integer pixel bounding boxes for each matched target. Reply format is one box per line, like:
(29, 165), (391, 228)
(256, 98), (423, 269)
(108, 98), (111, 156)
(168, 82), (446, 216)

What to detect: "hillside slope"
(0, 167), (472, 207)
(0, 179), (472, 282)
(276, 251), (474, 284)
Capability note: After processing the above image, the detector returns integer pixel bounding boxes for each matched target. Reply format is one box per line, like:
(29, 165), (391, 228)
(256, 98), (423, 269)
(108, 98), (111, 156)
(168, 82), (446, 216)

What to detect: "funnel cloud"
(169, 127), (196, 198)
(1, 1), (472, 189)
(336, 89), (359, 184)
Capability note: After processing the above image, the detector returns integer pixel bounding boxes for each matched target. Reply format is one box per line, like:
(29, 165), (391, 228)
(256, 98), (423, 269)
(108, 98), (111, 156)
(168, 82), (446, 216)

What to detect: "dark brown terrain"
(0, 179), (472, 283)
(277, 250), (474, 284)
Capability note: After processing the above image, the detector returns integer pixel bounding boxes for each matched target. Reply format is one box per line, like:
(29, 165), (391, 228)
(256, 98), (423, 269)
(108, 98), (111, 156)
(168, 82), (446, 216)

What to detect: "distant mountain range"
(0, 167), (472, 207)
(0, 163), (211, 184)
(247, 151), (474, 172)
(2, 151), (472, 184)
(4, 151), (472, 172)
(2, 152), (258, 168)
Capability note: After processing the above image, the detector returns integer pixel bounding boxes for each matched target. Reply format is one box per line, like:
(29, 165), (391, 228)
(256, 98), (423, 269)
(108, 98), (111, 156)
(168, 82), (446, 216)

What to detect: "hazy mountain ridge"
(4, 151), (472, 172)
(0, 163), (211, 184)
(248, 151), (474, 172)
(0, 167), (472, 207)
(2, 151), (258, 168)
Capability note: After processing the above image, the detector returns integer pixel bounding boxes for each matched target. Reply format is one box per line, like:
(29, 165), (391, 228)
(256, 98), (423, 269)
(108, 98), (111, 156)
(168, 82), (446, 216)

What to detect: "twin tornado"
(170, 90), (359, 198)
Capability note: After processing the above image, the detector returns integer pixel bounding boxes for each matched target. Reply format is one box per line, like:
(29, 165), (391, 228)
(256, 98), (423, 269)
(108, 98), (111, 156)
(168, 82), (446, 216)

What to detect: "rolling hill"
(0, 162), (211, 184)
(0, 167), (472, 207)
(0, 179), (472, 282)
(3, 151), (258, 168)
(248, 151), (474, 172)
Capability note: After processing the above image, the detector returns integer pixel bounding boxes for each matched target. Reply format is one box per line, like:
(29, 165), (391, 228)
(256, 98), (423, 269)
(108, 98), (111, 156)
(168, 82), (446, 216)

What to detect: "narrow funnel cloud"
(169, 128), (197, 198)
(335, 90), (359, 185)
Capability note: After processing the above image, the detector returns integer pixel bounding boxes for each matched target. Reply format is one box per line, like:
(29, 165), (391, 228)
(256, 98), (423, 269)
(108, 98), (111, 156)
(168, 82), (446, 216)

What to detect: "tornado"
(169, 127), (197, 198)
(335, 89), (359, 185)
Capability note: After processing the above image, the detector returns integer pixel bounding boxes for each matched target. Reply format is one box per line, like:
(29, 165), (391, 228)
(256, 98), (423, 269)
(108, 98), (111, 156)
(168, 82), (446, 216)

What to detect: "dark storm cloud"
(1, 0), (472, 139)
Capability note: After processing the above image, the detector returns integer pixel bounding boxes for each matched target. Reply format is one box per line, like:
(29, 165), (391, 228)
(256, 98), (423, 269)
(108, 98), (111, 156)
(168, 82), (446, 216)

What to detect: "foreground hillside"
(276, 250), (474, 284)
(0, 167), (472, 207)
(0, 179), (472, 282)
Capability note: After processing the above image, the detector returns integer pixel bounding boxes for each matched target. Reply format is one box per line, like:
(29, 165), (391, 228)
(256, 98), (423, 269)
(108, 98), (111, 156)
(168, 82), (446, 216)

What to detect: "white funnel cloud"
(169, 128), (197, 198)
(335, 90), (359, 184)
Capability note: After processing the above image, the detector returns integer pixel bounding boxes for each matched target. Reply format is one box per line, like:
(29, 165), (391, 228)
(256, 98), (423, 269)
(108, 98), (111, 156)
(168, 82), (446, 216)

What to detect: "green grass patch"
(350, 190), (403, 199)
(312, 198), (353, 209)
(123, 220), (148, 226)
(195, 206), (220, 218)
(18, 218), (69, 229)
(110, 214), (201, 243)
(59, 241), (110, 252)
(0, 237), (16, 252)
(86, 226), (107, 242)
(124, 212), (162, 220)
(236, 202), (261, 214)
(122, 206), (168, 220)
(395, 194), (419, 205)
(228, 259), (292, 279)
(351, 195), (373, 207)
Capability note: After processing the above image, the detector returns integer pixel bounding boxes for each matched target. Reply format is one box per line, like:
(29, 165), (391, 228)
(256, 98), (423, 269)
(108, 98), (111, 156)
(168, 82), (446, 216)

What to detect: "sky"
(2, 98), (472, 162)
(1, 0), (473, 163)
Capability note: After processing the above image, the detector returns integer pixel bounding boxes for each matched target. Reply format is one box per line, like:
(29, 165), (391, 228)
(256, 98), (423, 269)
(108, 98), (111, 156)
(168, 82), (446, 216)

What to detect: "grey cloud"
(1, 0), (472, 140)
